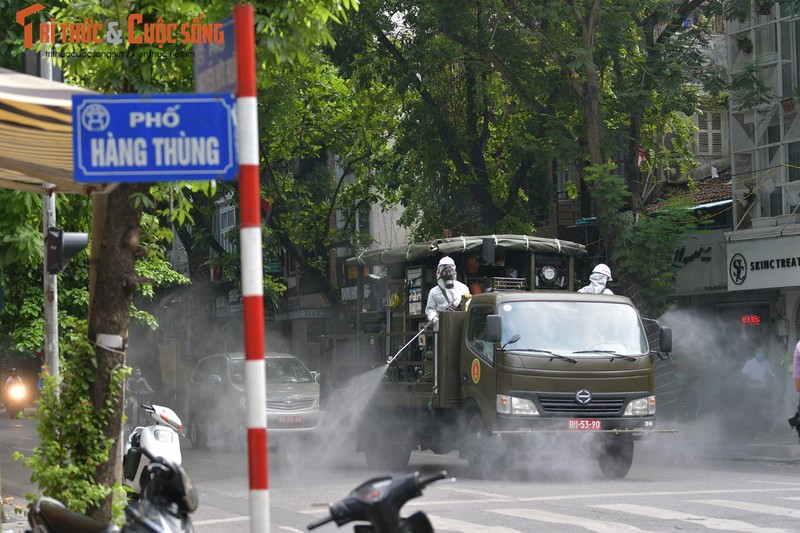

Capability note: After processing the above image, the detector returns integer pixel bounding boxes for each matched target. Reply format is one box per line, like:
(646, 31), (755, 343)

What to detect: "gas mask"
(439, 266), (456, 289)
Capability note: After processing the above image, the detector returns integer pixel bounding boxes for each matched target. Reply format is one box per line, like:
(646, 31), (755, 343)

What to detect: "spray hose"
(386, 320), (434, 366)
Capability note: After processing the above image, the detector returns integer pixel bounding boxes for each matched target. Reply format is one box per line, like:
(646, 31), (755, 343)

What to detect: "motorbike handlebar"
(305, 470), (448, 532)
(306, 514), (335, 530)
(417, 471), (448, 488)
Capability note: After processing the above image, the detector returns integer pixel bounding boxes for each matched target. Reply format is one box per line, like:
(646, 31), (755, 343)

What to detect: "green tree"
(1, 0), (363, 521)
(328, 0), (722, 312)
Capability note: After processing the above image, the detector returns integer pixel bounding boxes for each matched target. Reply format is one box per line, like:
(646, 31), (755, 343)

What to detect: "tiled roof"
(649, 171), (731, 210)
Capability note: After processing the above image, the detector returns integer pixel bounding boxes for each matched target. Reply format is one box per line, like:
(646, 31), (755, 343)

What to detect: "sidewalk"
(715, 432), (800, 463)
(2, 497), (28, 533)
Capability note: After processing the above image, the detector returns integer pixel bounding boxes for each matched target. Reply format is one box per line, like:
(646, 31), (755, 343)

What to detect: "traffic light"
(45, 227), (88, 274)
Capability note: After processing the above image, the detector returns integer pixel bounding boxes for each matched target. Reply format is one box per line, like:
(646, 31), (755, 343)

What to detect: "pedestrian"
(741, 343), (775, 439)
(425, 256), (471, 327)
(577, 263), (614, 294)
(790, 339), (800, 439)
(741, 344), (775, 390)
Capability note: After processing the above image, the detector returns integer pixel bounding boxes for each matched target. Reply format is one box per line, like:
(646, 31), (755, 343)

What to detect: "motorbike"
(5, 380), (28, 418)
(27, 450), (198, 533)
(123, 404), (184, 499)
(125, 392), (153, 428)
(307, 470), (449, 533)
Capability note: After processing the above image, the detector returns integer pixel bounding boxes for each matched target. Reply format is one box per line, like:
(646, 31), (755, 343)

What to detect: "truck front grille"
(536, 392), (626, 416)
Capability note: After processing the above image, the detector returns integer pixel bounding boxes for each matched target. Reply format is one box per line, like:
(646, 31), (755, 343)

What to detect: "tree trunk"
(87, 183), (144, 522)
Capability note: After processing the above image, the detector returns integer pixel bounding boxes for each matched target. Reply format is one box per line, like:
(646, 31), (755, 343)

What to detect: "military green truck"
(321, 235), (672, 478)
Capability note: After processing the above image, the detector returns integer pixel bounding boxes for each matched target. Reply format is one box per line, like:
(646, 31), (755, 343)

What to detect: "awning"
(0, 67), (109, 194)
(346, 234), (587, 267)
(690, 199), (732, 210)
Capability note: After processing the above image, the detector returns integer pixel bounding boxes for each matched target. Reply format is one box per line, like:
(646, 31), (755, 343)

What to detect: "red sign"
(741, 314), (762, 326)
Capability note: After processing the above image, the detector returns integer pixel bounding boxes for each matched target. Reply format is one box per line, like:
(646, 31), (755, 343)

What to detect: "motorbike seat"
(32, 497), (120, 533)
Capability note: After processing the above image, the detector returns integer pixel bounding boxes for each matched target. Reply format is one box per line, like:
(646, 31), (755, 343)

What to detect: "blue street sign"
(194, 16), (236, 93)
(72, 93), (238, 183)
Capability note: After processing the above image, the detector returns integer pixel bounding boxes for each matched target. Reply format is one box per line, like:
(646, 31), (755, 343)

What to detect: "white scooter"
(123, 403), (184, 499)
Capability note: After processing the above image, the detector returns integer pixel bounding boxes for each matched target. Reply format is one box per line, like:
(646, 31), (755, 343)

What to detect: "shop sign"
(727, 234), (800, 291)
(672, 230), (728, 295)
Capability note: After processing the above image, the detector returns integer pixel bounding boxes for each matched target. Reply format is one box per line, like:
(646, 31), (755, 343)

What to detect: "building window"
(697, 111), (723, 156)
(356, 204), (371, 235)
(789, 141), (800, 181)
(215, 205), (238, 253)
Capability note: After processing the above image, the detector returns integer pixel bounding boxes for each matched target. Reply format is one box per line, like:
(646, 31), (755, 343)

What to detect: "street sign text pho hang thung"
(72, 93), (238, 183)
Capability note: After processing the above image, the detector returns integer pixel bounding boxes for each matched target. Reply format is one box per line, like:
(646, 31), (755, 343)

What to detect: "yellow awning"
(0, 67), (110, 194)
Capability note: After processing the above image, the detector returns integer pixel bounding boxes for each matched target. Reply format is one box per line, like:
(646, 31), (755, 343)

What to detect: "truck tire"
(597, 435), (634, 479)
(188, 414), (207, 449)
(463, 413), (493, 477)
(364, 432), (412, 471)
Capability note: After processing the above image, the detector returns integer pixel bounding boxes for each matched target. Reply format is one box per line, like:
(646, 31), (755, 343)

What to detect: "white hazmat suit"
(425, 256), (471, 323)
(577, 263), (614, 294)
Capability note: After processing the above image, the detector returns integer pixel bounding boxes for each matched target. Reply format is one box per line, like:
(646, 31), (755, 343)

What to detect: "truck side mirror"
(209, 374), (223, 385)
(486, 314), (502, 342)
(659, 326), (672, 353)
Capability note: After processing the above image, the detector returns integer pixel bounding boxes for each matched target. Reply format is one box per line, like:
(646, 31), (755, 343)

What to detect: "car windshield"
(230, 357), (315, 384)
(499, 300), (649, 356)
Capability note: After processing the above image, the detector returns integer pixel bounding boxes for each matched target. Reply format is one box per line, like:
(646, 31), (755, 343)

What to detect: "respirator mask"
(440, 266), (456, 289)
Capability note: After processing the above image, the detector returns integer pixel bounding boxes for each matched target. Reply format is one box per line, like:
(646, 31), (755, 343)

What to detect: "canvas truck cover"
(345, 234), (587, 267)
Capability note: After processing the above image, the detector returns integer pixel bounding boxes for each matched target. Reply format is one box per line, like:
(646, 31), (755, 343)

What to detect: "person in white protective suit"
(577, 263), (614, 294)
(425, 256), (471, 325)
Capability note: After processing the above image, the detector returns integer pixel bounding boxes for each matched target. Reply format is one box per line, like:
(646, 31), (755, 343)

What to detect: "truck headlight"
(497, 395), (539, 416)
(623, 395), (655, 416)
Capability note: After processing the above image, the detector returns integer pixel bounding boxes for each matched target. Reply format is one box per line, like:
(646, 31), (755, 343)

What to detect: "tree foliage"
(14, 329), (129, 523)
(326, 0), (723, 312)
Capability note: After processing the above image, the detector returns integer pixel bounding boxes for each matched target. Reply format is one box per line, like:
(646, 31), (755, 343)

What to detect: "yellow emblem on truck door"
(471, 358), (481, 384)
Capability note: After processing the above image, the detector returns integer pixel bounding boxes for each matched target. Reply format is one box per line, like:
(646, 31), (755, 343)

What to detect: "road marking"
(593, 503), (790, 532)
(440, 487), (526, 501)
(697, 499), (800, 518)
(193, 516), (250, 526)
(489, 508), (649, 532)
(429, 514), (521, 532)
(407, 487), (800, 507)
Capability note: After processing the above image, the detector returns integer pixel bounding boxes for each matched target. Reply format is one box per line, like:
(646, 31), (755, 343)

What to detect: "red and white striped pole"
(234, 4), (269, 531)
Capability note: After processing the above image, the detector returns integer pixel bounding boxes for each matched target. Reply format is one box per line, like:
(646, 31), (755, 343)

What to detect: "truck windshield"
(499, 300), (648, 356)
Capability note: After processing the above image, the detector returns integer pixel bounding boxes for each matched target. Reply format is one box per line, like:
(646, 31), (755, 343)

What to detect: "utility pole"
(41, 53), (59, 387)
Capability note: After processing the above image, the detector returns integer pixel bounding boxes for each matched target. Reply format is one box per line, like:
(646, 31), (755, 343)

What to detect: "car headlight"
(496, 395), (539, 416)
(623, 395), (655, 416)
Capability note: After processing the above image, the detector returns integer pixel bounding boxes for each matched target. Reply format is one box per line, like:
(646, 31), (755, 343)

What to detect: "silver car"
(186, 352), (321, 450)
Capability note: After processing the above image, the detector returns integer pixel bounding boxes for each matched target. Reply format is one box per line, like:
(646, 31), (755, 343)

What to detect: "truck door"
(461, 306), (497, 423)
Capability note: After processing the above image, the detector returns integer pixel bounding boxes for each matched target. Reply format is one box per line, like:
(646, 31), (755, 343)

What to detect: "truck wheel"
(463, 413), (492, 477)
(364, 432), (412, 471)
(598, 436), (634, 479)
(188, 414), (207, 449)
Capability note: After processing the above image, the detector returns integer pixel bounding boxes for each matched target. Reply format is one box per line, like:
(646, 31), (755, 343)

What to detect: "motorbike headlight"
(623, 395), (656, 416)
(496, 395), (539, 416)
(8, 384), (25, 401)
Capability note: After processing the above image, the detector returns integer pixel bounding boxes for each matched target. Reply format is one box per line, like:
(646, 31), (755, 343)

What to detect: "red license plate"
(278, 416), (303, 424)
(569, 419), (602, 430)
